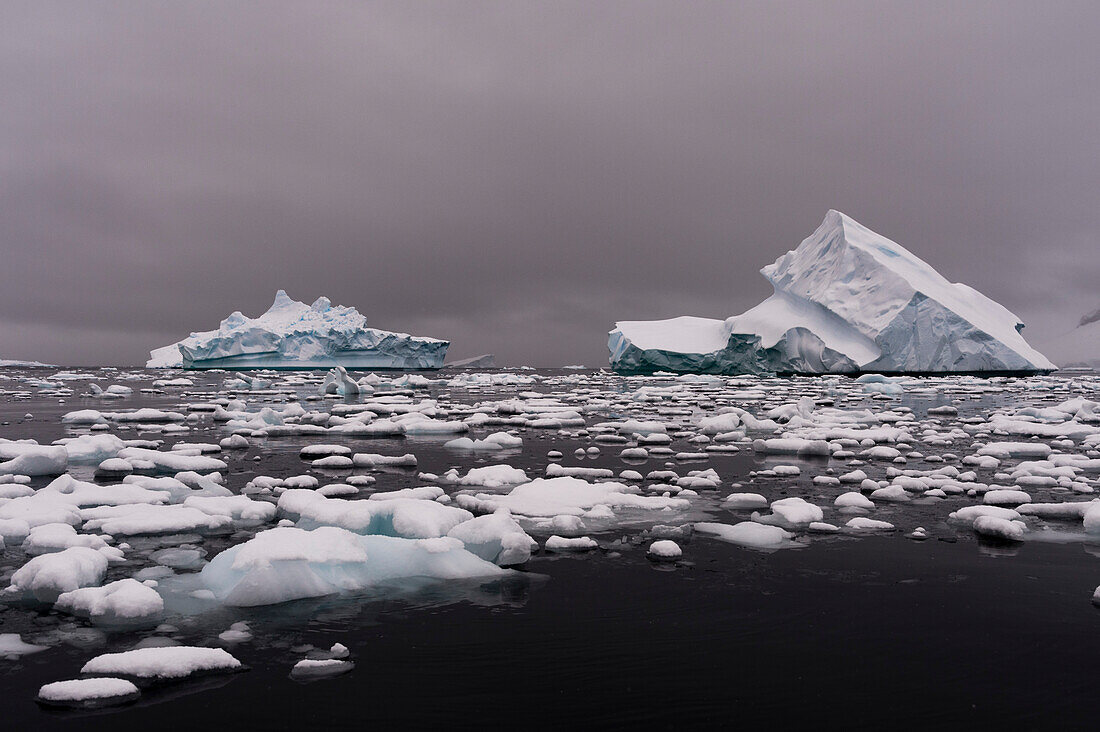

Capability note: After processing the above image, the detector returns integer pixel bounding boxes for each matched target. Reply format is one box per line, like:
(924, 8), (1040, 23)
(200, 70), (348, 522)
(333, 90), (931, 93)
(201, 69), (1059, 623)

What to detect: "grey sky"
(1, 1), (1097, 366)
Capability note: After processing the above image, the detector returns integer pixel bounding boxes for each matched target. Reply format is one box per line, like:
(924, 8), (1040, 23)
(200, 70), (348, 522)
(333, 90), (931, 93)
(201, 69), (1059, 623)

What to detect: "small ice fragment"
(647, 540), (682, 560)
(36, 678), (140, 708)
(290, 658), (354, 679)
(544, 535), (598, 552)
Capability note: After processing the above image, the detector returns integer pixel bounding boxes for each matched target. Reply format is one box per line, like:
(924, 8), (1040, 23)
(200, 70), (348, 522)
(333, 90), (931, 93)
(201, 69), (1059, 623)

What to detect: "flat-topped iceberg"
(148, 290), (448, 369)
(610, 210), (1054, 374)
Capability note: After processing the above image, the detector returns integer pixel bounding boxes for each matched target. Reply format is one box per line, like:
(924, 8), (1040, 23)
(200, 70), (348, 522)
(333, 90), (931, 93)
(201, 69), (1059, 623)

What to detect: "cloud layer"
(2, 1), (1097, 366)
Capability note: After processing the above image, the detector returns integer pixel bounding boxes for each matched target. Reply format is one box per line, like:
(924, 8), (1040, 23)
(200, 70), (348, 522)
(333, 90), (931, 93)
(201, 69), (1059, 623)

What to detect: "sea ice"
(694, 521), (793, 549)
(7, 547), (109, 602)
(290, 658), (355, 679)
(54, 579), (164, 624)
(200, 527), (505, 606)
(81, 646), (242, 679)
(445, 509), (536, 565)
(36, 678), (140, 708)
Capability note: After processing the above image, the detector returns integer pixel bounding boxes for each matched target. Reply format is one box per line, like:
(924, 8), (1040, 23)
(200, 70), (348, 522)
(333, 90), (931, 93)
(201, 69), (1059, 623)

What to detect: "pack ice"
(609, 211), (1055, 374)
(148, 290), (449, 369)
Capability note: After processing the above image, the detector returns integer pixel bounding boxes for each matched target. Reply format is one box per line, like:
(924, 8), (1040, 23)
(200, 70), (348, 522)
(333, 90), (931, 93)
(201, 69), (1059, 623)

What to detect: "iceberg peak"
(269, 289), (297, 312)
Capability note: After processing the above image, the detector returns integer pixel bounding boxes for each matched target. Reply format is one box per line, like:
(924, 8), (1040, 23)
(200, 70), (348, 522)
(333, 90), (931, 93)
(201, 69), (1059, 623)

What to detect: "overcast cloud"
(1, 1), (1097, 366)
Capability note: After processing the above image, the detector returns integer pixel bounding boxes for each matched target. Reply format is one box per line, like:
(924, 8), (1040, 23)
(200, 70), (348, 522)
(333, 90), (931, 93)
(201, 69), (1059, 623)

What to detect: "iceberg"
(609, 210), (1054, 374)
(148, 290), (449, 369)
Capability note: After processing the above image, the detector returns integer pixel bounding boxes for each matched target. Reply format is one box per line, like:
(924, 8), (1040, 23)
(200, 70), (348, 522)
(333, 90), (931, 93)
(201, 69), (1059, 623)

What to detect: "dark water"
(2, 367), (1099, 730)
(12, 537), (1100, 731)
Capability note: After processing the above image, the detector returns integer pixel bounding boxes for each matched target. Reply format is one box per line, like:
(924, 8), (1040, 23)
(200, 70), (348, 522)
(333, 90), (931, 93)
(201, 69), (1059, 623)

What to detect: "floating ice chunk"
(545, 464), (615, 479)
(81, 646), (242, 679)
(311, 455), (354, 468)
(61, 409), (109, 425)
(1017, 501), (1095, 520)
(458, 465), (529, 488)
(446, 510), (536, 565)
(279, 490), (473, 538)
(753, 438), (831, 456)
(352, 453), (417, 468)
(869, 485), (911, 502)
(445, 432), (523, 451)
(183, 495), (276, 524)
(7, 547), (109, 602)
(117, 448), (227, 474)
(54, 578), (163, 625)
(616, 419), (667, 436)
(201, 527), (504, 606)
(291, 658), (355, 679)
(545, 535), (598, 552)
(317, 483), (356, 497)
(301, 444), (352, 459)
(60, 434), (127, 463)
(1083, 503), (1100, 533)
(948, 505), (1022, 526)
(219, 434), (250, 450)
(151, 547), (205, 570)
(320, 366), (360, 396)
(983, 489), (1032, 506)
(82, 504), (234, 536)
(96, 458), (133, 476)
(368, 486), (444, 502)
(694, 521), (793, 548)
(218, 622), (252, 644)
(722, 493), (769, 508)
(0, 444), (67, 476)
(976, 442), (1053, 459)
(23, 523), (113, 554)
(845, 517), (895, 531)
(0, 633), (49, 657)
(858, 375), (905, 395)
(973, 515), (1027, 541)
(466, 477), (689, 518)
(834, 492), (875, 509)
(698, 413), (742, 435)
(753, 497), (824, 528)
(0, 495), (82, 536)
(549, 514), (586, 535)
(402, 419), (468, 435)
(647, 539), (682, 560)
(35, 678), (140, 708)
(38, 474), (171, 508)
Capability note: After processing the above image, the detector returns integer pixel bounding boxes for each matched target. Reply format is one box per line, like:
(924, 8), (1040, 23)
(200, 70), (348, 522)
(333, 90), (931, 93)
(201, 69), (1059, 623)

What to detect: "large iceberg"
(148, 291), (448, 369)
(609, 210), (1055, 375)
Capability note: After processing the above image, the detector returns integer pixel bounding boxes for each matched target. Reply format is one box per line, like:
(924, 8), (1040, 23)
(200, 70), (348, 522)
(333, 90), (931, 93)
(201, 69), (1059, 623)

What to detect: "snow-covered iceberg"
(148, 291), (449, 369)
(609, 210), (1054, 375)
